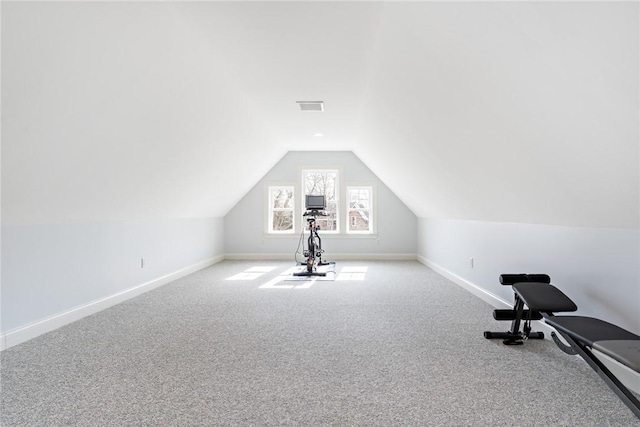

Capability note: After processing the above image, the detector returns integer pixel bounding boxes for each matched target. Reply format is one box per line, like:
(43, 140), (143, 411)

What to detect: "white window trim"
(266, 184), (295, 234)
(346, 185), (375, 234)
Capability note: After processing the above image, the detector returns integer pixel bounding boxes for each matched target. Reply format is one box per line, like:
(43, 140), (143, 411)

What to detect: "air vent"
(296, 101), (324, 112)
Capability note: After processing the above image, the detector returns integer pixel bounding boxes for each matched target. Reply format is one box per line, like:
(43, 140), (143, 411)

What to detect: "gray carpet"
(2, 260), (639, 426)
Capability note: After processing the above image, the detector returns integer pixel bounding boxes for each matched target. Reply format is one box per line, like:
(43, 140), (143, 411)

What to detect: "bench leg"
(484, 295), (544, 345)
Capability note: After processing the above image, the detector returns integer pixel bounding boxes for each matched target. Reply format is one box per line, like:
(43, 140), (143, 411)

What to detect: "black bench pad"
(545, 316), (640, 372)
(546, 316), (640, 345)
(592, 340), (640, 373)
(500, 274), (550, 285)
(512, 282), (578, 313)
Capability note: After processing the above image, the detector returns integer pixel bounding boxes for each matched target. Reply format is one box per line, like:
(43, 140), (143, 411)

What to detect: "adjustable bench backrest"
(511, 281), (577, 315)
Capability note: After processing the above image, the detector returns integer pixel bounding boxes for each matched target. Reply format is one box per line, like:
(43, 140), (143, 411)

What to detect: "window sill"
(263, 232), (378, 239)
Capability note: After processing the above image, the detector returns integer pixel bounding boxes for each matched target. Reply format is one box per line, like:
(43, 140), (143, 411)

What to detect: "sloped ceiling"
(2, 2), (638, 228)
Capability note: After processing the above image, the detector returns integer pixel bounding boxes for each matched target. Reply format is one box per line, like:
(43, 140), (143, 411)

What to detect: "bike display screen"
(305, 195), (326, 210)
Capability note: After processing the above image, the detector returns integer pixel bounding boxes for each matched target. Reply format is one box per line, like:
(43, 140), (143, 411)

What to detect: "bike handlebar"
(303, 210), (328, 217)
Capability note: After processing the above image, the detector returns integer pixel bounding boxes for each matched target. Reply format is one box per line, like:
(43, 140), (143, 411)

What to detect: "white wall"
(225, 151), (417, 258)
(417, 218), (640, 335)
(1, 217), (224, 349)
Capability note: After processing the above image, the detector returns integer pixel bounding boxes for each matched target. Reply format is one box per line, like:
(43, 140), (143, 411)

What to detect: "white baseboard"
(417, 255), (512, 309)
(0, 255), (224, 351)
(224, 253), (293, 261)
(224, 253), (417, 261)
(417, 255), (640, 396)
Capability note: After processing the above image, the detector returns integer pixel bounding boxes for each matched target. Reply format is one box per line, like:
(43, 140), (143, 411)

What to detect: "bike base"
(292, 271), (327, 277)
(293, 261), (335, 277)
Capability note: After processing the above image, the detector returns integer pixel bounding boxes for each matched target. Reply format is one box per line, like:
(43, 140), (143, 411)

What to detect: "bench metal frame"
(551, 327), (640, 418)
(486, 273), (640, 419)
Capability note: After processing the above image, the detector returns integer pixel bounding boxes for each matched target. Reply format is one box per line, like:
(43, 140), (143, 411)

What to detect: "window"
(347, 186), (373, 233)
(266, 171), (375, 237)
(268, 186), (294, 233)
(302, 169), (338, 232)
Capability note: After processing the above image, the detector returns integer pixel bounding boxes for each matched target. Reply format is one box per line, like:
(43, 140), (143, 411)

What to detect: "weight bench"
(483, 274), (568, 345)
(485, 273), (640, 419)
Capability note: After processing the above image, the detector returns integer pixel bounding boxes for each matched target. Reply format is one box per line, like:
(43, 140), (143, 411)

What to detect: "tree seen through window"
(269, 186), (294, 233)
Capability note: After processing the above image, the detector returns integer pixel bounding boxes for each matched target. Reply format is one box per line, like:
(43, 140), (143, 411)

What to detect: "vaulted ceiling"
(2, 1), (638, 228)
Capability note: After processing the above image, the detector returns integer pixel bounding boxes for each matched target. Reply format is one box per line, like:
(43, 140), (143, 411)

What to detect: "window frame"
(301, 168), (340, 234)
(346, 186), (374, 234)
(266, 185), (296, 234)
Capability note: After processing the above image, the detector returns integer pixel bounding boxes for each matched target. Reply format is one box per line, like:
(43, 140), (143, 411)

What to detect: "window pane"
(304, 171), (337, 200)
(272, 211), (293, 231)
(315, 209), (337, 231)
(347, 187), (372, 233)
(322, 201), (338, 231)
(349, 189), (370, 208)
(316, 217), (336, 231)
(350, 200), (370, 209)
(349, 210), (370, 231)
(272, 188), (293, 209)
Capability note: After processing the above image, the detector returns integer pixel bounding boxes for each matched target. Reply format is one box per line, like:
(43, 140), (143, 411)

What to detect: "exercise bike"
(294, 195), (332, 277)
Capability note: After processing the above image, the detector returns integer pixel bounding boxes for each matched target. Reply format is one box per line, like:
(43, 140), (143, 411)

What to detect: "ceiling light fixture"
(296, 101), (324, 112)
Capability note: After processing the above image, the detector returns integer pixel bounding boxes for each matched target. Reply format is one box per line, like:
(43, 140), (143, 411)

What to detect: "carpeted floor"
(1, 260), (639, 426)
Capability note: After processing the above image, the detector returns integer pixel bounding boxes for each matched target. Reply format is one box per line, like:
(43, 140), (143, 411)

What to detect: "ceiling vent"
(296, 101), (324, 112)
